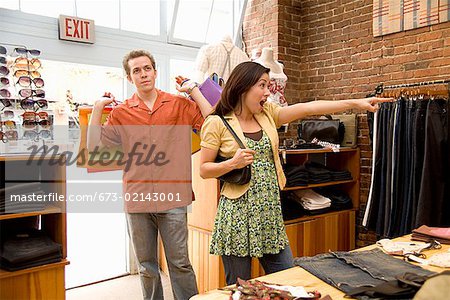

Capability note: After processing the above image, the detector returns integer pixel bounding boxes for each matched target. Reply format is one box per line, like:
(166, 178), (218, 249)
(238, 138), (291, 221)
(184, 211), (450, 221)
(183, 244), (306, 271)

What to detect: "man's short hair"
(122, 50), (156, 75)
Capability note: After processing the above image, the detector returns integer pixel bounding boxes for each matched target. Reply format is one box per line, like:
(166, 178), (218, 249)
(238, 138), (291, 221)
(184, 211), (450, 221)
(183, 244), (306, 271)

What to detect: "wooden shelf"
(0, 259), (69, 279)
(282, 179), (356, 191)
(0, 205), (63, 221)
(279, 147), (358, 154)
(1, 154), (68, 299)
(284, 208), (357, 225)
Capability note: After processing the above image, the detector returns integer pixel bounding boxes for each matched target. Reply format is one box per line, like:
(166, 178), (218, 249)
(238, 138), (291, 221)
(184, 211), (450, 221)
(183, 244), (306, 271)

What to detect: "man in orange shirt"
(87, 49), (212, 299)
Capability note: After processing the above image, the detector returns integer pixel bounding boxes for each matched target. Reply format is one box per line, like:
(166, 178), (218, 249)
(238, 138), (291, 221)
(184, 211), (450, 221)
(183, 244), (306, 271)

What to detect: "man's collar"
(127, 89), (173, 108)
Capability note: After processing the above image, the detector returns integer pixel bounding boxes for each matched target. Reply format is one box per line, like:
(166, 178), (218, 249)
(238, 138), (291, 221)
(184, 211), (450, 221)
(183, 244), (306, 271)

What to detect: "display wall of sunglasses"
(0, 66), (9, 76)
(1, 77), (9, 86)
(0, 46), (6, 55)
(14, 69), (41, 79)
(14, 57), (41, 70)
(14, 47), (41, 57)
(18, 89), (45, 98)
(16, 76), (44, 88)
(20, 98), (48, 110)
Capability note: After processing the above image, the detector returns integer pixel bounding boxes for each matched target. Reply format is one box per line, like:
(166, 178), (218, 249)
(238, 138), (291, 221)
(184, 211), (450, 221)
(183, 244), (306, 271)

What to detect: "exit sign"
(59, 15), (95, 44)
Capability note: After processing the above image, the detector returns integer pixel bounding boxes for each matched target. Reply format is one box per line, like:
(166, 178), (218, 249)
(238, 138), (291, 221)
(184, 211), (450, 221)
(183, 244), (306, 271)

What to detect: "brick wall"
(243, 0), (450, 246)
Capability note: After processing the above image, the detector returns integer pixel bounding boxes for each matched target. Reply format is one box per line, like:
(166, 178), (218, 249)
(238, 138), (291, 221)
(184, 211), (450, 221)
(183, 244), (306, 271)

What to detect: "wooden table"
(190, 235), (449, 299)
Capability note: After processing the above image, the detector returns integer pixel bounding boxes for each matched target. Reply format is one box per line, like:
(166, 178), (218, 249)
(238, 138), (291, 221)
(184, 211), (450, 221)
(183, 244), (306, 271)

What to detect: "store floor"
(66, 273), (174, 300)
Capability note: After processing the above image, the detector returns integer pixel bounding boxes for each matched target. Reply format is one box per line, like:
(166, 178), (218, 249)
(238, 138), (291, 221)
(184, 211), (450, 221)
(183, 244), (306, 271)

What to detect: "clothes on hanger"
(364, 92), (449, 238)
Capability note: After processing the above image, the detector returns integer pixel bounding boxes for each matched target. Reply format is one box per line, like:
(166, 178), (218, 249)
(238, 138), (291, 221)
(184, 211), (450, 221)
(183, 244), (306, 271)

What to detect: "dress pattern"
(210, 131), (289, 257)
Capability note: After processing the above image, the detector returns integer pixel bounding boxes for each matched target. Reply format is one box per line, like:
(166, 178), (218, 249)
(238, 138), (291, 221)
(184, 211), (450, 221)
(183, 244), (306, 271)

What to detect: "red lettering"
(73, 19), (80, 38)
(84, 21), (90, 39)
(65, 18), (72, 37)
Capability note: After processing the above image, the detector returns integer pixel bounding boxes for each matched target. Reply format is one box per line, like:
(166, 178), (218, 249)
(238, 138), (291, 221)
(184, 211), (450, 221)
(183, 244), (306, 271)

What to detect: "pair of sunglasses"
(1, 131), (8, 143)
(1, 110), (14, 119)
(0, 46), (6, 55)
(0, 56), (6, 65)
(1, 77), (9, 86)
(14, 69), (41, 79)
(20, 98), (48, 110)
(0, 66), (9, 76)
(19, 89), (45, 98)
(14, 57), (41, 70)
(16, 76), (44, 88)
(1, 130), (18, 142)
(0, 88), (11, 98)
(0, 120), (16, 129)
(1, 98), (12, 107)
(23, 129), (51, 141)
(14, 47), (41, 57)
(21, 111), (48, 121)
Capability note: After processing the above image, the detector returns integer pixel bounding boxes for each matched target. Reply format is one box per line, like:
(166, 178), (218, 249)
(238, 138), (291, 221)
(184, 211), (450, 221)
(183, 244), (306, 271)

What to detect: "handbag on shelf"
(332, 114), (357, 147)
(298, 115), (345, 144)
(214, 116), (251, 185)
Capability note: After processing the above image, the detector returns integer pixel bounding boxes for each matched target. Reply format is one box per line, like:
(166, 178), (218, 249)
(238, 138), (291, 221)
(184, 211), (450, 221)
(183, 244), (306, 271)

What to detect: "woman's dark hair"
(214, 61), (270, 116)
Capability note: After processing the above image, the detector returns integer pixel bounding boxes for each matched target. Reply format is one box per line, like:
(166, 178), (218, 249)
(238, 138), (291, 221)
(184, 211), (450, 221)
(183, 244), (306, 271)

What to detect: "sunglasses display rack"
(1, 43), (55, 152)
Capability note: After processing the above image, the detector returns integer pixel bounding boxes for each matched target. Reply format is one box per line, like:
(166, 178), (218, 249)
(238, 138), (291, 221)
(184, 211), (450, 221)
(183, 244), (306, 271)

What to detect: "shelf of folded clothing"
(0, 205), (63, 221)
(0, 259), (69, 279)
(279, 147), (357, 154)
(283, 179), (356, 191)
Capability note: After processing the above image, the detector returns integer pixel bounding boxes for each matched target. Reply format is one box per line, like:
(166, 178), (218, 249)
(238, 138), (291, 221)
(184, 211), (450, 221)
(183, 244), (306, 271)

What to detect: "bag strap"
(218, 115), (246, 149)
(220, 44), (234, 78)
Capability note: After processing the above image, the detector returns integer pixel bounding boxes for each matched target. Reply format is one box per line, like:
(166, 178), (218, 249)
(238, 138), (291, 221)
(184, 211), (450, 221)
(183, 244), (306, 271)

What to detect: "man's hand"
(175, 76), (197, 94)
(94, 92), (117, 108)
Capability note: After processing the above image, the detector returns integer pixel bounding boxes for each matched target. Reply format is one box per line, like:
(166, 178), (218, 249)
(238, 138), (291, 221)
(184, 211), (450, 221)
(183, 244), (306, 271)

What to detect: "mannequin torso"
(254, 48), (288, 107)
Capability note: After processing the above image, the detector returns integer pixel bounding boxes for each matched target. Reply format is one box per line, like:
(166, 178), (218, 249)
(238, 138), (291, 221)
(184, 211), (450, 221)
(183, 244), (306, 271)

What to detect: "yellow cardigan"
(200, 102), (287, 199)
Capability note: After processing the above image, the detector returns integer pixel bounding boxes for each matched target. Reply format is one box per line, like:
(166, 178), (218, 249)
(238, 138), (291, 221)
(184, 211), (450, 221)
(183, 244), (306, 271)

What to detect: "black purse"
(215, 116), (251, 185)
(298, 115), (345, 144)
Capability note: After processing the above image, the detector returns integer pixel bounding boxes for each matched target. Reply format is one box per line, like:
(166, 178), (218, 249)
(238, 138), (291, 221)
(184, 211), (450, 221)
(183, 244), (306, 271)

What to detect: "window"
(120, 0), (160, 35)
(0, 0), (19, 10)
(168, 58), (195, 94)
(169, 0), (248, 47)
(21, 0), (74, 18)
(76, 0), (119, 29)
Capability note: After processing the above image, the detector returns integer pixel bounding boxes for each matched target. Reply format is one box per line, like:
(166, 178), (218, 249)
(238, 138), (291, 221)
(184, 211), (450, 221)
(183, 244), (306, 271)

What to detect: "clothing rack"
(371, 79), (450, 96)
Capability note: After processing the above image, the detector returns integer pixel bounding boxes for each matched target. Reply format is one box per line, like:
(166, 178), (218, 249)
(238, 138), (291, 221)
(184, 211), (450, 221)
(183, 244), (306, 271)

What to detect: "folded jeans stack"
(0, 229), (62, 271)
(412, 226), (450, 244)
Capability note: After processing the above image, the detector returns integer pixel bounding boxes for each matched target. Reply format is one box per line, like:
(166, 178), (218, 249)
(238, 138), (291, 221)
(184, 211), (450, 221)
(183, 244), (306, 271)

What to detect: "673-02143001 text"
(78, 192), (182, 202)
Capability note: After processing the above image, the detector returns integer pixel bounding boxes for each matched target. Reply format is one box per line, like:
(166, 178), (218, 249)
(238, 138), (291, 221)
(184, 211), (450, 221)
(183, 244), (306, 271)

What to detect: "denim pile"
(294, 248), (434, 299)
